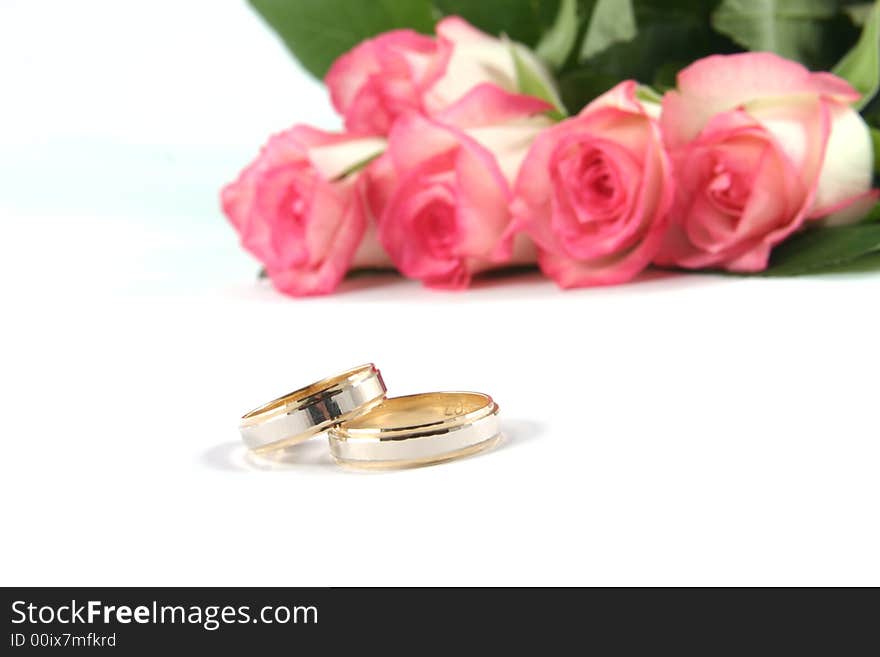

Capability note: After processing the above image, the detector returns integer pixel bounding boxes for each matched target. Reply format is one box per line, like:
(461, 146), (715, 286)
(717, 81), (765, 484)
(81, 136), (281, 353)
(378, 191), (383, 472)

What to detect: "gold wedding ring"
(329, 391), (501, 469)
(239, 364), (386, 452)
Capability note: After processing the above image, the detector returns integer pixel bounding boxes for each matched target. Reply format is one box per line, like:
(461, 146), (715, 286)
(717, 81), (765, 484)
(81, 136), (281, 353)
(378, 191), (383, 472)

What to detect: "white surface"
(1, 1), (878, 586)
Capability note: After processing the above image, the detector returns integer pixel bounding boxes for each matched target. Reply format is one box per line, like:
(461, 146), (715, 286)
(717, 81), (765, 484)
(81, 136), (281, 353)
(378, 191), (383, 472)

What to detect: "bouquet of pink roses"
(223, 0), (880, 296)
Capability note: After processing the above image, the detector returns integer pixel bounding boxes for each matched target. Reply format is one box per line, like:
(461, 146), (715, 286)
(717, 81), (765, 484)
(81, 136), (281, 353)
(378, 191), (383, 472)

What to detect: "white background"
(1, 1), (878, 586)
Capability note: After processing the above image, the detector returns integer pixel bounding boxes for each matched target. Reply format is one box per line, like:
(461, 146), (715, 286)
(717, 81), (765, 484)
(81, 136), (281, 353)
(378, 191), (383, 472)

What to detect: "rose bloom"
(506, 81), (673, 287)
(655, 53), (876, 272)
(367, 84), (552, 289)
(326, 16), (559, 135)
(423, 16), (561, 114)
(326, 29), (444, 135)
(221, 126), (388, 296)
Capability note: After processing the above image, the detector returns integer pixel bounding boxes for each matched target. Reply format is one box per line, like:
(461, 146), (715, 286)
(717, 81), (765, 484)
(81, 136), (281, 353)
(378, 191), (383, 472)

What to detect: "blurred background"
(0, 0), (335, 294)
(2, 0), (872, 296)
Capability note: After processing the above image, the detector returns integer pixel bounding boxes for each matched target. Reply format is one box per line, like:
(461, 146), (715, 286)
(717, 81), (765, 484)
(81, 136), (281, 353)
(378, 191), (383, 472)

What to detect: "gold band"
(328, 391), (500, 469)
(239, 364), (386, 452)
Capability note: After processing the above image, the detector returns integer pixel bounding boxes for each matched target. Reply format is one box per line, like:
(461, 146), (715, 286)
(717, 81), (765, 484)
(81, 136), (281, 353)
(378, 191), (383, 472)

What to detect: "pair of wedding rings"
(239, 364), (501, 469)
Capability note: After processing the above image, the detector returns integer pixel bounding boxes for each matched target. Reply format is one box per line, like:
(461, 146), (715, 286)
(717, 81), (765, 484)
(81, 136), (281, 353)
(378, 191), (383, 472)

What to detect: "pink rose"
(325, 30), (445, 135)
(656, 53), (876, 272)
(221, 126), (388, 296)
(423, 17), (562, 115)
(506, 81), (673, 287)
(325, 17), (560, 135)
(368, 84), (551, 289)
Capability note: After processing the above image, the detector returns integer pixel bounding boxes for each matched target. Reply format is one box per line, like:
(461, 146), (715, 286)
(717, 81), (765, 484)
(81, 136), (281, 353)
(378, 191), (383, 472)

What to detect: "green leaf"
(248, 0), (435, 79)
(432, 0), (562, 47)
(561, 1), (733, 112)
(535, 0), (581, 70)
(580, 0), (637, 60)
(557, 68), (620, 112)
(871, 127), (880, 174)
(861, 198), (880, 221)
(635, 84), (664, 104)
(651, 60), (686, 92)
(333, 152), (383, 181)
(844, 2), (875, 25)
(762, 222), (880, 275)
(817, 249), (880, 273)
(833, 1), (880, 110)
(711, 0), (859, 70)
(510, 41), (568, 119)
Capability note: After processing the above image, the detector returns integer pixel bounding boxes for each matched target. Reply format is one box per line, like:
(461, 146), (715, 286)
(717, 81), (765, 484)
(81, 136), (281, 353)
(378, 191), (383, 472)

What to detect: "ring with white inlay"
(328, 391), (500, 469)
(239, 364), (386, 452)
